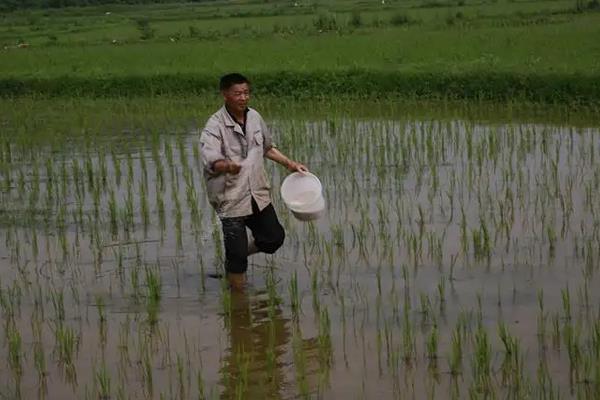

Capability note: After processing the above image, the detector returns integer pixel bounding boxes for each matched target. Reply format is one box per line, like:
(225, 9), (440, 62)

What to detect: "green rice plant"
(498, 321), (527, 394)
(118, 317), (131, 368)
(50, 287), (65, 322)
(139, 148), (148, 188)
(401, 301), (415, 364)
(164, 140), (175, 177)
(98, 148), (108, 188)
(154, 147), (165, 193)
(551, 313), (561, 350)
(592, 319), (600, 360)
(472, 219), (491, 261)
(289, 270), (301, 318)
(126, 151), (134, 186)
(317, 306), (333, 389)
(547, 225), (557, 257)
(142, 345), (154, 397)
(470, 324), (492, 396)
(577, 281), (590, 311)
(156, 186), (166, 235)
(33, 331), (47, 382)
(185, 178), (202, 230)
(95, 360), (111, 399)
(419, 292), (431, 325)
(562, 286), (571, 321)
(130, 259), (141, 301)
(437, 276), (446, 313)
(54, 323), (78, 383)
(108, 188), (118, 236)
(173, 191), (183, 250)
(96, 294), (106, 323)
(448, 324), (462, 376)
(196, 368), (206, 400)
(111, 150), (122, 187)
(7, 322), (23, 378)
(233, 346), (251, 399)
(220, 279), (232, 322)
(145, 265), (162, 325)
(84, 152), (94, 190)
(311, 269), (320, 315)
(426, 323), (439, 363)
(563, 320), (582, 384)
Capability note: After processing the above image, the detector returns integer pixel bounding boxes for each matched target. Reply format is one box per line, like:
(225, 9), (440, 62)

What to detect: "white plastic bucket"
(290, 195), (325, 221)
(280, 172), (325, 221)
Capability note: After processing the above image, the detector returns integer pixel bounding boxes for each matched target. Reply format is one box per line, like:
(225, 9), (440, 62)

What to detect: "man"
(200, 73), (308, 290)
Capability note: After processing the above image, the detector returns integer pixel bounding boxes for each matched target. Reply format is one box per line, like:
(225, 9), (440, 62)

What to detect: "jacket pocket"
(253, 130), (264, 147)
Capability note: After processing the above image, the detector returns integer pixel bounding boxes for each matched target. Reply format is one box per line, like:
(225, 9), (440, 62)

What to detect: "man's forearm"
(265, 148), (293, 169)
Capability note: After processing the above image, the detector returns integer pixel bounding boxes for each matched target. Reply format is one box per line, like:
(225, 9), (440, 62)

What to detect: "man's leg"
(246, 200), (285, 255)
(220, 216), (249, 290)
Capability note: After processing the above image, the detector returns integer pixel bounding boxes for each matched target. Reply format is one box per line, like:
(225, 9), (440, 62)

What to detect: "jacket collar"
(221, 105), (249, 124)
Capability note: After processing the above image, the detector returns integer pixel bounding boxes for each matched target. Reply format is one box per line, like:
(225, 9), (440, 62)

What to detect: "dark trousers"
(220, 199), (285, 274)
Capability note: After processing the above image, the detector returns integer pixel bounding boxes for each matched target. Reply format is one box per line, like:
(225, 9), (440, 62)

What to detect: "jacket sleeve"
(200, 123), (224, 175)
(259, 115), (275, 153)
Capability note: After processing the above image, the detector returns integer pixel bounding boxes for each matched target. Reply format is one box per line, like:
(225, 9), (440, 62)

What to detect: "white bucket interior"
(280, 172), (323, 211)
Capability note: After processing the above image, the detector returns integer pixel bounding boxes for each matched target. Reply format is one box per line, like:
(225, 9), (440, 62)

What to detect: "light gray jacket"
(200, 106), (274, 218)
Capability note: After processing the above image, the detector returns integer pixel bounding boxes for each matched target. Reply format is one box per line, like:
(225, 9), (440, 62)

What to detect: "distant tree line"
(0, 0), (204, 12)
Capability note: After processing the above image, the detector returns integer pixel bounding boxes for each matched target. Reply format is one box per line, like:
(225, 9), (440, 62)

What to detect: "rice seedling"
(426, 323), (439, 365)
(53, 323), (78, 384)
(7, 321), (23, 379)
(145, 265), (162, 325)
(289, 270), (301, 319)
(94, 360), (111, 399)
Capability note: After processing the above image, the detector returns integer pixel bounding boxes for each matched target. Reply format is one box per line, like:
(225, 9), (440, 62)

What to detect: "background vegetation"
(1, 0), (599, 102)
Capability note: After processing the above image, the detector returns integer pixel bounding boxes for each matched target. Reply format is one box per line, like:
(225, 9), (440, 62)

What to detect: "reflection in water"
(220, 290), (290, 399)
(219, 289), (331, 399)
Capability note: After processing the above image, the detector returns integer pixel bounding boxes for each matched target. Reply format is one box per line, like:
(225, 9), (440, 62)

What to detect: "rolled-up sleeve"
(259, 117), (275, 153)
(200, 126), (223, 175)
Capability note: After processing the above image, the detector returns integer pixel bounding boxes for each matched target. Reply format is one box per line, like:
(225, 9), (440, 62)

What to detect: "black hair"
(219, 73), (250, 91)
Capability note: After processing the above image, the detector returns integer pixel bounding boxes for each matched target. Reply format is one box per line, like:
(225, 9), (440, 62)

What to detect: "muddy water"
(0, 103), (599, 399)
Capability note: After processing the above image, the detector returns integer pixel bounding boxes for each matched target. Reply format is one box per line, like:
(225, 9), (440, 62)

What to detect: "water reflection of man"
(200, 73), (308, 290)
(220, 290), (290, 399)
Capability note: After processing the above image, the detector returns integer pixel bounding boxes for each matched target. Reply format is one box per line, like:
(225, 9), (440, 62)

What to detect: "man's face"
(222, 83), (250, 114)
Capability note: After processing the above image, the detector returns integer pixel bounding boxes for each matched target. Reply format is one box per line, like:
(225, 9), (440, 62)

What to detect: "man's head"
(220, 73), (250, 115)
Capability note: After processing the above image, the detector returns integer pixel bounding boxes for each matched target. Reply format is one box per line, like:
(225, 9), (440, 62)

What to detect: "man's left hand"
(287, 161), (309, 173)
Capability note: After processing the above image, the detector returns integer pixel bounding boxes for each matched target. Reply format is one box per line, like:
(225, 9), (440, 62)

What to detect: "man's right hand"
(213, 160), (241, 175)
(226, 162), (241, 174)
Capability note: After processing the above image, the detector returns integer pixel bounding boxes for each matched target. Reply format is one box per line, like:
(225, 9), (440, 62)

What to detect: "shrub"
(349, 11), (362, 28)
(371, 16), (385, 27)
(587, 0), (600, 9)
(188, 26), (199, 38)
(445, 11), (465, 26)
(390, 13), (413, 26)
(313, 12), (339, 32)
(134, 18), (155, 40)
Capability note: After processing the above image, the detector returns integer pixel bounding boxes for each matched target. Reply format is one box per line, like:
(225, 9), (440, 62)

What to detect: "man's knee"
(259, 225), (285, 254)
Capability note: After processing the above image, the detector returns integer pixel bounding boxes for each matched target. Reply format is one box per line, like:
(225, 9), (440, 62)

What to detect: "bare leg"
(227, 272), (246, 291)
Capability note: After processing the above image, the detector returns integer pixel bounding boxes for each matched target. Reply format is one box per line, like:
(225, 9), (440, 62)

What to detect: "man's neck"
(225, 105), (246, 124)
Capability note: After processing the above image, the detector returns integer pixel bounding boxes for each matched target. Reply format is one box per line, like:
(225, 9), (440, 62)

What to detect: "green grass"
(1, 0), (599, 102)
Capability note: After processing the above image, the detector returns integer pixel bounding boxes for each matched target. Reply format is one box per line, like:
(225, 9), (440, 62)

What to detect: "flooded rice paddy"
(0, 99), (599, 399)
